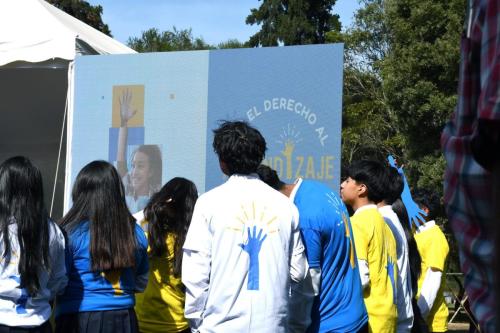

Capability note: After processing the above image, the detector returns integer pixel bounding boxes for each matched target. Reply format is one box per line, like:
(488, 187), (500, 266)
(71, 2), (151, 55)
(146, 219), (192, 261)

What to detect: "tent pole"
(50, 61), (72, 217)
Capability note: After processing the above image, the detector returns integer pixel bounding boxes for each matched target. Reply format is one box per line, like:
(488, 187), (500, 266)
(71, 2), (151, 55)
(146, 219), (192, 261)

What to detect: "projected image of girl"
(115, 89), (162, 213)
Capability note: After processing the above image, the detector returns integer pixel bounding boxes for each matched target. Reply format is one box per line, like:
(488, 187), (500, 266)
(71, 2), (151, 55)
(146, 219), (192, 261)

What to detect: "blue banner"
(68, 44), (343, 214)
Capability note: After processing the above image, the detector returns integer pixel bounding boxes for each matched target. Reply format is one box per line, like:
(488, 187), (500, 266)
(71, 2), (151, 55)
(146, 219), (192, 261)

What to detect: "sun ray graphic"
(276, 123), (304, 145)
(228, 201), (279, 234)
(326, 192), (356, 268)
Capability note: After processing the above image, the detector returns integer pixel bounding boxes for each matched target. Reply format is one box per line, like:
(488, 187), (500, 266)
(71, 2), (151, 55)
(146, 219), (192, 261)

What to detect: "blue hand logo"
(239, 226), (267, 290)
(8, 276), (28, 314)
(386, 256), (397, 305)
(387, 155), (427, 227)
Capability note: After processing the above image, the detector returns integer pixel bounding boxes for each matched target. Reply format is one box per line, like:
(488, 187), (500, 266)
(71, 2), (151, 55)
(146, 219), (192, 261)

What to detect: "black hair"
(59, 160), (137, 272)
(256, 165), (285, 191)
(381, 166), (404, 205)
(0, 156), (50, 295)
(144, 177), (198, 277)
(392, 199), (422, 295)
(212, 121), (267, 175)
(346, 160), (387, 203)
(412, 188), (440, 221)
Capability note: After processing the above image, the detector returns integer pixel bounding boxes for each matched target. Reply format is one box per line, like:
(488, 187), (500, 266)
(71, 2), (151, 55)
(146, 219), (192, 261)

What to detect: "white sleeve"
(289, 207), (308, 283)
(358, 259), (370, 290)
(417, 268), (442, 319)
(182, 249), (211, 331)
(310, 268), (321, 296)
(182, 199), (212, 331)
(48, 222), (68, 299)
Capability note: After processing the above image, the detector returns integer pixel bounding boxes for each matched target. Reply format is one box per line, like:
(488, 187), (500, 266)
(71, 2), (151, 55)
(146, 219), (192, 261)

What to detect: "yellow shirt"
(415, 222), (449, 332)
(135, 233), (189, 333)
(351, 205), (398, 333)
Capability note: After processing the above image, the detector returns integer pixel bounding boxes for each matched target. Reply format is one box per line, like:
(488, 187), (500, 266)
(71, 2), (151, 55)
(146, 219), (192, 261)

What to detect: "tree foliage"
(341, 0), (465, 196)
(246, 0), (341, 46)
(46, 0), (112, 36)
(382, 0), (464, 190)
(127, 28), (247, 52)
(127, 27), (212, 52)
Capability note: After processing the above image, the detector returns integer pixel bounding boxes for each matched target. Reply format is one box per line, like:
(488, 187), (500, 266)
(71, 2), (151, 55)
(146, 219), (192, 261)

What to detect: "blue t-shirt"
(56, 221), (149, 316)
(293, 180), (368, 333)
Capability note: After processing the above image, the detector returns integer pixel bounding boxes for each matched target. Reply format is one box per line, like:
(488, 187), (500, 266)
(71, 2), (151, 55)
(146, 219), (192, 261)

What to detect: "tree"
(217, 39), (248, 49)
(46, 0), (112, 36)
(382, 0), (465, 191)
(127, 27), (212, 52)
(246, 0), (341, 46)
(338, 0), (402, 173)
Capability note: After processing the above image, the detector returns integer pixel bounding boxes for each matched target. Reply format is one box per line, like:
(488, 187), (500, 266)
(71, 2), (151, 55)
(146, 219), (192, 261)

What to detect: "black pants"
(0, 321), (52, 333)
(56, 308), (138, 333)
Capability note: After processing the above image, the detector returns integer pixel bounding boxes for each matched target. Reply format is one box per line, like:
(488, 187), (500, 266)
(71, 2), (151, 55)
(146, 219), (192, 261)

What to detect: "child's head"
(63, 160), (136, 272)
(71, 160), (128, 213)
(145, 177), (198, 233)
(128, 144), (162, 196)
(412, 188), (440, 221)
(145, 177), (198, 276)
(0, 156), (45, 214)
(341, 160), (387, 209)
(380, 166), (404, 205)
(0, 156), (49, 295)
(256, 164), (285, 191)
(212, 121), (267, 175)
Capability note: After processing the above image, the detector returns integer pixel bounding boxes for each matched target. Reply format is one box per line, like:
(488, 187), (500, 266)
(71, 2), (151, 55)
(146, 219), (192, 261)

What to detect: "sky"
(86, 0), (361, 46)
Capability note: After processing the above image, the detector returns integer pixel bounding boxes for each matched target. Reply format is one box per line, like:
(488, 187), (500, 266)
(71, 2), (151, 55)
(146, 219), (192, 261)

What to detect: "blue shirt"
(292, 179), (368, 333)
(56, 221), (149, 316)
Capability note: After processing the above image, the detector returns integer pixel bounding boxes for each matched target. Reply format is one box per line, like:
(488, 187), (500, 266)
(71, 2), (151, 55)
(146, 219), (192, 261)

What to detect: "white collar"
(227, 173), (259, 182)
(289, 178), (303, 202)
(415, 220), (436, 233)
(353, 204), (378, 215)
(378, 205), (393, 213)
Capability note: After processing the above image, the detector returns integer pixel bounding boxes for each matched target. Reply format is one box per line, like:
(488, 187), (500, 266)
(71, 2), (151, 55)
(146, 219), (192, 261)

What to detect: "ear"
(358, 183), (368, 197)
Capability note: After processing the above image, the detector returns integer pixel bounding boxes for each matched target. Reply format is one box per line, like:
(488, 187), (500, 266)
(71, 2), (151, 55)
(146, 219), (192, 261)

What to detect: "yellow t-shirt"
(135, 233), (189, 333)
(351, 205), (398, 333)
(415, 222), (449, 332)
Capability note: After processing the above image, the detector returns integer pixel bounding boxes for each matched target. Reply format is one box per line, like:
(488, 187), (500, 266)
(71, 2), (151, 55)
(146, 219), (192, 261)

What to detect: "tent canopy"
(0, 0), (135, 66)
(0, 0), (136, 218)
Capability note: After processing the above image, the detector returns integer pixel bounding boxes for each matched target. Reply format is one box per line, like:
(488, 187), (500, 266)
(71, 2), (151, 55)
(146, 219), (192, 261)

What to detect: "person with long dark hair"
(392, 199), (428, 333)
(55, 160), (148, 333)
(377, 167), (414, 333)
(0, 156), (67, 332)
(135, 177), (198, 333)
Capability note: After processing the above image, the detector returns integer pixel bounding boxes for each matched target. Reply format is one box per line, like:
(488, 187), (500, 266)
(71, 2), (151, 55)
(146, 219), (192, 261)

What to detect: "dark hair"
(212, 121), (266, 175)
(256, 165), (285, 190)
(347, 160), (387, 203)
(381, 167), (404, 205)
(129, 144), (162, 193)
(144, 177), (198, 277)
(412, 188), (440, 221)
(59, 160), (137, 271)
(0, 156), (50, 295)
(392, 199), (422, 295)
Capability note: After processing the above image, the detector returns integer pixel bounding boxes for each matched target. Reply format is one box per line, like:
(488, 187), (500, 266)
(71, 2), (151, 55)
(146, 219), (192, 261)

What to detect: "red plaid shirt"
(441, 1), (499, 331)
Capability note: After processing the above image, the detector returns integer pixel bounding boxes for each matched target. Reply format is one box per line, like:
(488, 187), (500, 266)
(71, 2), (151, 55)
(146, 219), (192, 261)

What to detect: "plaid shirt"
(441, 0), (499, 331)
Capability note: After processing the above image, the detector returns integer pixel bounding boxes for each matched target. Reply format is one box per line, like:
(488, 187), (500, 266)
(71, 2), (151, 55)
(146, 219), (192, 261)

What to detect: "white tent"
(0, 0), (136, 218)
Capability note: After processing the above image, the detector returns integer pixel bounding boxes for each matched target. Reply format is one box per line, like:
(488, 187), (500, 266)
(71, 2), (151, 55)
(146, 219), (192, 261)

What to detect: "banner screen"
(67, 44), (344, 214)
